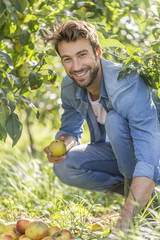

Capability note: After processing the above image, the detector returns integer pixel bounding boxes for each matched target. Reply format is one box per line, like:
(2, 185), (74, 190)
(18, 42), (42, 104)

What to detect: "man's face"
(58, 38), (101, 88)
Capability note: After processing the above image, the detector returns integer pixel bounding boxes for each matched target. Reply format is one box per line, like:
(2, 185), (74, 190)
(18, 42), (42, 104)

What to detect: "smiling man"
(44, 20), (160, 233)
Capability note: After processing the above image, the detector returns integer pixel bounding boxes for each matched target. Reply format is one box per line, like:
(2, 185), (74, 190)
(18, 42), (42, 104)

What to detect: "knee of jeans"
(53, 159), (72, 185)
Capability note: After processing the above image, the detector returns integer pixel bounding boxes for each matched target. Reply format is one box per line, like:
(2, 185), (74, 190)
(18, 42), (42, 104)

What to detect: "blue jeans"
(53, 111), (137, 192)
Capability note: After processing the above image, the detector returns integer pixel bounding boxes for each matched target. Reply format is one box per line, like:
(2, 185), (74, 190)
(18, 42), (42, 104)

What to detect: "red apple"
(52, 229), (73, 240)
(48, 226), (60, 236)
(0, 234), (14, 240)
(16, 219), (31, 234)
(25, 221), (48, 240)
(3, 226), (21, 240)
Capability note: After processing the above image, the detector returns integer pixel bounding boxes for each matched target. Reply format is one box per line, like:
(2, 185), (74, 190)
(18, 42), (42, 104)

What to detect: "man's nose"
(72, 59), (81, 71)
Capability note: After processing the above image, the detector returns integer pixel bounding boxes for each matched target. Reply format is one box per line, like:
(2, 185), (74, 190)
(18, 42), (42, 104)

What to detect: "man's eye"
(64, 58), (71, 62)
(80, 53), (86, 57)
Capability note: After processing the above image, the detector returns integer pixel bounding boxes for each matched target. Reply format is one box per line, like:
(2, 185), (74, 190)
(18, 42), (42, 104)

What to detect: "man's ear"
(96, 46), (102, 59)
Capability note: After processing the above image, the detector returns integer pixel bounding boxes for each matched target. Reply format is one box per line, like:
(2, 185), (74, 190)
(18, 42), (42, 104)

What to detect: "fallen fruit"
(52, 229), (73, 240)
(0, 234), (14, 240)
(16, 219), (31, 234)
(18, 235), (32, 240)
(48, 226), (60, 236)
(3, 226), (22, 240)
(49, 140), (66, 157)
(25, 221), (48, 240)
(0, 222), (6, 234)
(90, 222), (104, 232)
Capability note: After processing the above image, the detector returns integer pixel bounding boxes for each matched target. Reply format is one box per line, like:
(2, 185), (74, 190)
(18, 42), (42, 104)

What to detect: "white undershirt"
(88, 92), (107, 125)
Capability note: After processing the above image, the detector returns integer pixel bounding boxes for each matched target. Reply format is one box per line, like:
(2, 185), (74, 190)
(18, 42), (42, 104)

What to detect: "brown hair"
(43, 20), (100, 55)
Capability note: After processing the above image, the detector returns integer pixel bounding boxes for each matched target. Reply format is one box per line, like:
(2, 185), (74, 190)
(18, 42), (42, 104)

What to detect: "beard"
(68, 58), (100, 88)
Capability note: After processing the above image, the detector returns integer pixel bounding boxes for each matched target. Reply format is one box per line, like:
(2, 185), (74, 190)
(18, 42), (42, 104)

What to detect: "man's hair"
(43, 20), (100, 55)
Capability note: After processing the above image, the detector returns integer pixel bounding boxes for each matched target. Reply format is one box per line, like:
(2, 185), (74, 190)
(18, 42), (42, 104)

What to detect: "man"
(44, 20), (160, 232)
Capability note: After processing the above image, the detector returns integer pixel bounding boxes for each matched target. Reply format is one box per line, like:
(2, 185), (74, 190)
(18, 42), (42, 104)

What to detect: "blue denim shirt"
(56, 58), (160, 184)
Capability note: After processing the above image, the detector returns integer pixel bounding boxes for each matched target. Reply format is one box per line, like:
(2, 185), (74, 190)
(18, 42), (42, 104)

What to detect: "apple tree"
(0, 0), (160, 147)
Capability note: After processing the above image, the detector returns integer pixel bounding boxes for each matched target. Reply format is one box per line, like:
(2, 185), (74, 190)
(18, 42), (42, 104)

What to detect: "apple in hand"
(25, 221), (48, 240)
(0, 234), (14, 240)
(16, 219), (31, 234)
(52, 229), (73, 239)
(49, 140), (66, 157)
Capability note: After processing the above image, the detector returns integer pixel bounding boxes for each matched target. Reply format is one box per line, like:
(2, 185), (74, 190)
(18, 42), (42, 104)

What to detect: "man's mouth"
(71, 69), (88, 79)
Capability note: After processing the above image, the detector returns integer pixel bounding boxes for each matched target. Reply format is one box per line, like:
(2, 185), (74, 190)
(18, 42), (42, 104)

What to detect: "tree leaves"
(6, 113), (22, 147)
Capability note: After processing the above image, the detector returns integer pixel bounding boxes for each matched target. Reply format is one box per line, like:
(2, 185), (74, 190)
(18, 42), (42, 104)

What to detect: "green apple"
(49, 140), (66, 157)
(25, 221), (48, 240)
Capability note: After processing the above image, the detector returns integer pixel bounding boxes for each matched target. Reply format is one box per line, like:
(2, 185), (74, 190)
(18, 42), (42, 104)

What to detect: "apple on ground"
(16, 219), (31, 234)
(25, 221), (48, 240)
(0, 234), (14, 240)
(3, 226), (21, 240)
(90, 222), (104, 232)
(0, 221), (6, 234)
(52, 229), (73, 240)
(18, 234), (32, 240)
(40, 236), (52, 240)
(48, 226), (60, 236)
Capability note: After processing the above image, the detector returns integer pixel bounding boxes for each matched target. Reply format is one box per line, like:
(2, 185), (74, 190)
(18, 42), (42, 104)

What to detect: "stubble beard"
(69, 58), (100, 89)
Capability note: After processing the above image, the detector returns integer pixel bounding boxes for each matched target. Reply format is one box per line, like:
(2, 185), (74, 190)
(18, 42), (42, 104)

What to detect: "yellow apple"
(18, 234), (32, 240)
(48, 226), (60, 236)
(25, 221), (48, 240)
(0, 234), (14, 240)
(90, 222), (104, 232)
(49, 140), (66, 157)
(0, 222), (6, 234)
(52, 229), (73, 240)
(3, 225), (22, 240)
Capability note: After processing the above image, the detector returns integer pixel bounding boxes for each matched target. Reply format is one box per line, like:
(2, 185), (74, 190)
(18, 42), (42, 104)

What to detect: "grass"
(0, 119), (160, 239)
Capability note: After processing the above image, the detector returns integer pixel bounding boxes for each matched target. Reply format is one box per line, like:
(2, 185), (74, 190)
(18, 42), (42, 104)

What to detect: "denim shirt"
(56, 58), (160, 184)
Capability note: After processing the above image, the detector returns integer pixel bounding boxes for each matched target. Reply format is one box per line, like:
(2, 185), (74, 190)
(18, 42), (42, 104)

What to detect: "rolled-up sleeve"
(114, 73), (160, 184)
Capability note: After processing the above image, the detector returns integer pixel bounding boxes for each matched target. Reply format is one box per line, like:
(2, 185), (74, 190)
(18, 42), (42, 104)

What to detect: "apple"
(90, 222), (104, 232)
(52, 229), (73, 240)
(25, 221), (48, 240)
(3, 226), (22, 240)
(0, 222), (6, 234)
(18, 234), (32, 240)
(48, 226), (60, 236)
(49, 140), (66, 157)
(0, 234), (14, 240)
(40, 236), (52, 240)
(16, 219), (31, 234)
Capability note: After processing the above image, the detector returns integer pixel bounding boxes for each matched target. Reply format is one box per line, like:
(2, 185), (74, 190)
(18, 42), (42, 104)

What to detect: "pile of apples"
(0, 219), (73, 240)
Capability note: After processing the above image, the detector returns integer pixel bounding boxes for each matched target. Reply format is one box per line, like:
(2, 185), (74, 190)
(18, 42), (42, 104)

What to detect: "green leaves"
(6, 112), (22, 147)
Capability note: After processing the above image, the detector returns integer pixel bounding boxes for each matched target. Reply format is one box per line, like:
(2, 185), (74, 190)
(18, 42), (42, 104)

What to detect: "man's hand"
(44, 134), (77, 164)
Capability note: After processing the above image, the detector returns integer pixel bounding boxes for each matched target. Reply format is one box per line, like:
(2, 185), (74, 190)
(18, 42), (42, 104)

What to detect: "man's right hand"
(44, 145), (66, 164)
(44, 134), (77, 164)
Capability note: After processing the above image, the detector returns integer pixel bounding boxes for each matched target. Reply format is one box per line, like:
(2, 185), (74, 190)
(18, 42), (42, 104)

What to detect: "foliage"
(0, 0), (160, 146)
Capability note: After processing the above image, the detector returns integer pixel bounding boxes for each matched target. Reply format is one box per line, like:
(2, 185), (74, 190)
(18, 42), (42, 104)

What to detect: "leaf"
(101, 39), (125, 49)
(0, 51), (13, 68)
(6, 113), (23, 147)
(14, 0), (28, 13)
(0, 124), (7, 141)
(19, 30), (30, 46)
(18, 95), (39, 118)
(0, 97), (11, 129)
(29, 72), (43, 90)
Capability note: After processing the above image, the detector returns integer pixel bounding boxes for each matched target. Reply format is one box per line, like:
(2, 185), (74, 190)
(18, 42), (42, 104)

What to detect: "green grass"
(0, 121), (160, 239)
